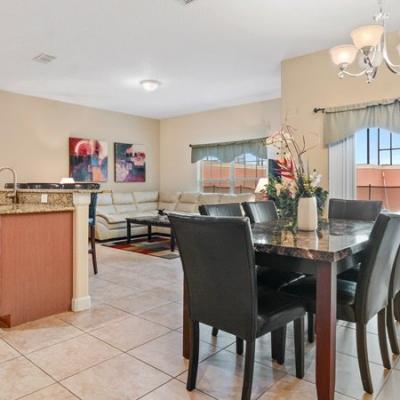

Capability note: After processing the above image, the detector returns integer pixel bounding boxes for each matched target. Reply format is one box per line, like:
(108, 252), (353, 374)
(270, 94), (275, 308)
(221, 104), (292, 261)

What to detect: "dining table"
(181, 218), (374, 400)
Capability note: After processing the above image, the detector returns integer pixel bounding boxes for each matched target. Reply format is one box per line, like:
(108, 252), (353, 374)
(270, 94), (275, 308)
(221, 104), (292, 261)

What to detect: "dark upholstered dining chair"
(89, 192), (98, 275)
(169, 214), (305, 400)
(199, 203), (244, 352)
(282, 213), (400, 394)
(387, 248), (400, 355)
(242, 200), (279, 224)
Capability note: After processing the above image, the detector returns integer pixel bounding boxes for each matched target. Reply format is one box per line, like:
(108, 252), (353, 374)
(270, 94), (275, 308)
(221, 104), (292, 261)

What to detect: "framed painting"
(69, 137), (108, 182)
(114, 143), (146, 182)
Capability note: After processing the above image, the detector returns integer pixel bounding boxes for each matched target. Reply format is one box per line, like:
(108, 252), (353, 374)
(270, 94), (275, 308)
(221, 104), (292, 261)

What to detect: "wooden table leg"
(127, 222), (131, 244)
(182, 279), (190, 359)
(147, 224), (152, 241)
(316, 261), (337, 400)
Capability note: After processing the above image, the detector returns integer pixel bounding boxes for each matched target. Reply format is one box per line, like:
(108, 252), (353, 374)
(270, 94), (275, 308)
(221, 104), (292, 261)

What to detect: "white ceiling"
(0, 0), (399, 119)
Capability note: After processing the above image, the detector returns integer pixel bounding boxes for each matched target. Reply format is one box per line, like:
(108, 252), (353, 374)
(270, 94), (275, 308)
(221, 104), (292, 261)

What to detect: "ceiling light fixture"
(140, 80), (161, 92)
(330, 0), (400, 83)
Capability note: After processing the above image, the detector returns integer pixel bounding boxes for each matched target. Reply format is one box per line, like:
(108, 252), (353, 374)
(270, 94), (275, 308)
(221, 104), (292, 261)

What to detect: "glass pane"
(355, 130), (367, 164)
(380, 150), (391, 165)
(369, 128), (378, 165)
(380, 129), (391, 149)
(392, 149), (400, 165)
(392, 132), (400, 148)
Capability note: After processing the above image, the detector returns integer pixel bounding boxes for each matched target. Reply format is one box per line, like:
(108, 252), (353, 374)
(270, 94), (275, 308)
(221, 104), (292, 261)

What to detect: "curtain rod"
(313, 107), (325, 113)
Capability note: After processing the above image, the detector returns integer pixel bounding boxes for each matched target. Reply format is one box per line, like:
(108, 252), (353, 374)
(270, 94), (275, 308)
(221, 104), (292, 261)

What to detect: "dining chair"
(199, 203), (244, 352)
(242, 200), (306, 350)
(89, 192), (98, 275)
(305, 198), (384, 343)
(282, 213), (400, 394)
(169, 214), (305, 400)
(387, 248), (400, 355)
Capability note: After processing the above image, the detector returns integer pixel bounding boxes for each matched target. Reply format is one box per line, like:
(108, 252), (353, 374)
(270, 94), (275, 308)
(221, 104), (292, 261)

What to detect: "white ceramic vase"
(297, 197), (318, 231)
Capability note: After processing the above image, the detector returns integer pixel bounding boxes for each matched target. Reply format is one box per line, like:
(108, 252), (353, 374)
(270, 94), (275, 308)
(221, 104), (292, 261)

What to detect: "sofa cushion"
(112, 192), (134, 205)
(115, 204), (137, 213)
(176, 192), (200, 213)
(179, 192), (200, 203)
(219, 193), (254, 204)
(97, 205), (118, 215)
(158, 192), (180, 211)
(97, 192), (113, 206)
(133, 191), (159, 203)
(199, 193), (220, 205)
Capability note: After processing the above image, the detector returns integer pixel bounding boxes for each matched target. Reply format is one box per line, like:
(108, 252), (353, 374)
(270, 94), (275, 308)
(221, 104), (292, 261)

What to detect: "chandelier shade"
(350, 25), (384, 50)
(330, 45), (358, 66)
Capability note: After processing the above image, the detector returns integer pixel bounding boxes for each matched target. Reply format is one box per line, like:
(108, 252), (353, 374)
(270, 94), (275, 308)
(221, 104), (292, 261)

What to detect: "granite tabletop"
(252, 219), (373, 262)
(0, 204), (75, 215)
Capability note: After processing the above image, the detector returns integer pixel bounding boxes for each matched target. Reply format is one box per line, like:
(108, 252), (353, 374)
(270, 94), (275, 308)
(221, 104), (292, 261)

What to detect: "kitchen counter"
(0, 203), (74, 215)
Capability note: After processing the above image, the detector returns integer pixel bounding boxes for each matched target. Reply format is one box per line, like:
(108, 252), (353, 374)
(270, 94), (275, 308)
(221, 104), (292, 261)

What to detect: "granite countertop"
(252, 219), (373, 262)
(0, 189), (102, 194)
(0, 204), (75, 215)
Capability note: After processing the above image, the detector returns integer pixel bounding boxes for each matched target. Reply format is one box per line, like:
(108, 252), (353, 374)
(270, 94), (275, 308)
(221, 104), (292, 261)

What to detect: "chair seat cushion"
(256, 289), (305, 336)
(256, 266), (304, 290)
(337, 265), (360, 282)
(282, 276), (358, 322)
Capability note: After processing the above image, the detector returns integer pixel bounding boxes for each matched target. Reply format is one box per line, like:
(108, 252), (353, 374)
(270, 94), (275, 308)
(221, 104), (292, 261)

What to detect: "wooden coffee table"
(126, 215), (176, 252)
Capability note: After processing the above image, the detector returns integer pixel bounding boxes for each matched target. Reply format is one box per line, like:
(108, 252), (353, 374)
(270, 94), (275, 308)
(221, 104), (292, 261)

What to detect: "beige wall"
(281, 33), (400, 189)
(159, 99), (281, 192)
(0, 90), (160, 191)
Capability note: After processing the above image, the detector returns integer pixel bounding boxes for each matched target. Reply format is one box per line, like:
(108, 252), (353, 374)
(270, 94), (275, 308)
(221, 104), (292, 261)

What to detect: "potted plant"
(264, 125), (328, 230)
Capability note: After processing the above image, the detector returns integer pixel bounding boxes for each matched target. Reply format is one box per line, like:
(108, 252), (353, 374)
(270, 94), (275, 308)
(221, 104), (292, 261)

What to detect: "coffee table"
(126, 215), (176, 252)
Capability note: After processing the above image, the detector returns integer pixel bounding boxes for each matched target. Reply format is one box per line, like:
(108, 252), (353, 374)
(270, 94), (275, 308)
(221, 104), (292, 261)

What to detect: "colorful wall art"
(69, 137), (108, 182)
(114, 143), (146, 182)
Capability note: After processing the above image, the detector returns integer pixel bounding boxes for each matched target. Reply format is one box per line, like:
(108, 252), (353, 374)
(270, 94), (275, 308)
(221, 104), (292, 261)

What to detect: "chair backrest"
(89, 192), (98, 224)
(328, 199), (382, 221)
(389, 247), (400, 299)
(356, 213), (400, 323)
(169, 214), (258, 340)
(198, 203), (242, 217)
(242, 200), (278, 224)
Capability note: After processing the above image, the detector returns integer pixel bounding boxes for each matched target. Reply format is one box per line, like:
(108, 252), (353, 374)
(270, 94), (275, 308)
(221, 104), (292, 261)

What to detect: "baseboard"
(71, 296), (91, 312)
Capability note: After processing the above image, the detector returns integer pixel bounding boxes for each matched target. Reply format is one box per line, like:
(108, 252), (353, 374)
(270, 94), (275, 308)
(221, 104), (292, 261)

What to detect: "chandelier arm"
(340, 68), (370, 78)
(383, 45), (400, 74)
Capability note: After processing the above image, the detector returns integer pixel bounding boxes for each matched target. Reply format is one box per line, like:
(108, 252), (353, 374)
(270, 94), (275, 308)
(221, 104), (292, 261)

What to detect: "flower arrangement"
(263, 125), (328, 220)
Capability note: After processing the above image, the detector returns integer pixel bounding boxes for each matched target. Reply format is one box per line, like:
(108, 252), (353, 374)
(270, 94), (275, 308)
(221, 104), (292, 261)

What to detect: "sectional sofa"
(95, 191), (254, 240)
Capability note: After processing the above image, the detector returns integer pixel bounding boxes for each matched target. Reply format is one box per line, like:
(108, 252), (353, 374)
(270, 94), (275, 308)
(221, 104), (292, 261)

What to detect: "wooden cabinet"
(0, 211), (73, 327)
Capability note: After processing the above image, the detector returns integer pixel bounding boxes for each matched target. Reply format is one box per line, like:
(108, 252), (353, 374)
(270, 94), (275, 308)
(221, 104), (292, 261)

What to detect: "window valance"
(323, 98), (400, 146)
(190, 137), (268, 163)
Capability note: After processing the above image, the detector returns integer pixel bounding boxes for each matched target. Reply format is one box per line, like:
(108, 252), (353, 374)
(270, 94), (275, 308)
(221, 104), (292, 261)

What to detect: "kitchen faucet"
(0, 167), (17, 203)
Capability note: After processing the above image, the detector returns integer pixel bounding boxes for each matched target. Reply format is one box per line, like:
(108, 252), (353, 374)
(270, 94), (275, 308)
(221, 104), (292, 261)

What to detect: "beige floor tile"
(106, 292), (172, 315)
(129, 331), (218, 377)
(61, 353), (170, 400)
(139, 302), (183, 329)
(178, 350), (286, 400)
(27, 334), (121, 381)
(89, 278), (140, 303)
(2, 317), (82, 354)
(140, 286), (183, 303)
(141, 379), (214, 399)
(258, 375), (353, 400)
(377, 369), (400, 399)
(20, 383), (79, 399)
(0, 339), (20, 363)
(194, 323), (236, 349)
(0, 357), (54, 400)
(90, 315), (169, 351)
(58, 304), (130, 331)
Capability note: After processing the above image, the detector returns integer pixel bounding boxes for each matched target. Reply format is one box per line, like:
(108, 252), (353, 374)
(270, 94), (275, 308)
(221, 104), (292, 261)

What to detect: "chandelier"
(330, 0), (400, 83)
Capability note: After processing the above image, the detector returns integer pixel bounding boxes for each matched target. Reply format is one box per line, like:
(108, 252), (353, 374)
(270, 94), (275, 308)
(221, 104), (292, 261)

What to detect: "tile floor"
(0, 244), (399, 399)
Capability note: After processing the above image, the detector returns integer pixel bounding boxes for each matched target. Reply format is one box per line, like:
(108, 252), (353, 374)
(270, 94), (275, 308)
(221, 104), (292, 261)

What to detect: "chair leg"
(90, 225), (98, 275)
(236, 338), (244, 355)
(377, 309), (391, 369)
(212, 327), (219, 337)
(307, 312), (315, 343)
(187, 320), (199, 391)
(241, 339), (255, 400)
(271, 326), (286, 365)
(387, 302), (400, 355)
(395, 292), (400, 322)
(356, 322), (373, 394)
(294, 317), (305, 379)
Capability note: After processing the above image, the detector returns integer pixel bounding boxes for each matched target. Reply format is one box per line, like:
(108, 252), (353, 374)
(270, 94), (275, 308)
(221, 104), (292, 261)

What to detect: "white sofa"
(95, 191), (254, 240)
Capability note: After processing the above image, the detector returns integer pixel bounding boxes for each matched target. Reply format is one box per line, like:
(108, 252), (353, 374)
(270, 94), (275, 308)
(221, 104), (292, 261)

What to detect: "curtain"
(323, 98), (400, 146)
(328, 136), (356, 200)
(191, 137), (268, 163)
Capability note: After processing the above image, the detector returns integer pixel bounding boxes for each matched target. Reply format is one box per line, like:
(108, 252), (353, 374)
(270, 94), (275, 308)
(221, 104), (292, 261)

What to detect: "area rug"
(102, 235), (179, 260)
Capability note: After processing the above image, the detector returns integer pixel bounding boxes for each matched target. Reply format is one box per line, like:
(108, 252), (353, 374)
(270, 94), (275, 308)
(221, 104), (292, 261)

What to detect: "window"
(356, 128), (400, 211)
(356, 128), (400, 165)
(199, 153), (268, 194)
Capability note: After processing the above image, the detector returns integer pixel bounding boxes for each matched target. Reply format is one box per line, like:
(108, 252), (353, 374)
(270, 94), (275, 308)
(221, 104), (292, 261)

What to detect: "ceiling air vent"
(32, 53), (57, 64)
